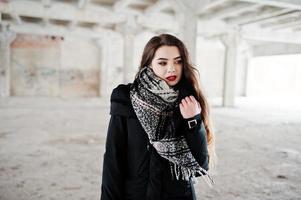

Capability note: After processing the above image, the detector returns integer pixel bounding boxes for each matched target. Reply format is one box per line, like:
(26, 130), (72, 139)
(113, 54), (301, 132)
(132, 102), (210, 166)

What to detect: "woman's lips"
(166, 76), (177, 81)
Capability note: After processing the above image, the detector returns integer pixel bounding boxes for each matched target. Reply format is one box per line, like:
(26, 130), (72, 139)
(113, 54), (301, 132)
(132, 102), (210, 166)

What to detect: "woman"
(101, 34), (216, 200)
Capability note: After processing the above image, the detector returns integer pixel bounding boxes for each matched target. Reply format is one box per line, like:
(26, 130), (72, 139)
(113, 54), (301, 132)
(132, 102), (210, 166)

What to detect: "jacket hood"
(110, 83), (137, 118)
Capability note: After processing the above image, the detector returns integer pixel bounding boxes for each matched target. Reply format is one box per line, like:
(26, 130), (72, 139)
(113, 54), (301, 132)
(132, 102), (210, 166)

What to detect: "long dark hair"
(135, 33), (216, 166)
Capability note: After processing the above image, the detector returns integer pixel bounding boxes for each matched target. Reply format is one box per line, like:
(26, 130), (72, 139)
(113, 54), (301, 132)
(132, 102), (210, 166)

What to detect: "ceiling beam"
(5, 22), (112, 39)
(226, 8), (293, 25)
(252, 42), (301, 56)
(259, 11), (301, 27)
(242, 28), (301, 44)
(271, 19), (301, 30)
(144, 0), (171, 15)
(239, 0), (301, 10)
(0, 1), (125, 26)
(199, 0), (230, 13)
(200, 3), (261, 20)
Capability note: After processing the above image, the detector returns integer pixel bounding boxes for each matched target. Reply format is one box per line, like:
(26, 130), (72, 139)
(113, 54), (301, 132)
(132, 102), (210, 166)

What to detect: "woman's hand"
(179, 95), (201, 119)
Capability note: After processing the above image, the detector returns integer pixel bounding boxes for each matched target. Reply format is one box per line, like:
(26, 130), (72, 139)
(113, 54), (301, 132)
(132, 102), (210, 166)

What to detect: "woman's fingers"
(181, 96), (195, 104)
(182, 96), (197, 106)
(179, 95), (201, 119)
(181, 98), (188, 107)
(189, 95), (201, 109)
(189, 95), (197, 104)
(179, 102), (184, 109)
(181, 96), (201, 107)
(185, 96), (191, 103)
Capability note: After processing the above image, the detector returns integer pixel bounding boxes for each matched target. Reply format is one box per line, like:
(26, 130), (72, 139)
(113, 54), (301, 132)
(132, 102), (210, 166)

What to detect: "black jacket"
(101, 82), (209, 200)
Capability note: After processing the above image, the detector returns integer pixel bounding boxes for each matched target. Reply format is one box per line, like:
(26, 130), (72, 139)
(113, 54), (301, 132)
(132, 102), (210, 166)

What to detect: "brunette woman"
(101, 33), (215, 200)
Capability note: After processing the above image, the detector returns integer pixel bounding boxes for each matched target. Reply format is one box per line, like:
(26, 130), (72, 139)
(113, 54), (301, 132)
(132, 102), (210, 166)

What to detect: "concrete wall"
(196, 37), (225, 99)
(247, 54), (301, 97)
(11, 34), (61, 96)
(10, 34), (100, 97)
(60, 36), (100, 97)
(7, 33), (239, 100)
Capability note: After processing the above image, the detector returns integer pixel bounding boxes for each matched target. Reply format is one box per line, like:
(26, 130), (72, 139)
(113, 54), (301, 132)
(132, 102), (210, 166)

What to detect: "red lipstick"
(166, 76), (177, 81)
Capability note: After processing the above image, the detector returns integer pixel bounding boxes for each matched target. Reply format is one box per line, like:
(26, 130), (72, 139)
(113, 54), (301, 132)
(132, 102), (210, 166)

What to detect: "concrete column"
(221, 32), (241, 107)
(123, 31), (135, 83)
(96, 36), (111, 97)
(175, 12), (197, 63)
(173, 0), (205, 64)
(117, 16), (140, 84)
(240, 43), (253, 97)
(0, 29), (16, 97)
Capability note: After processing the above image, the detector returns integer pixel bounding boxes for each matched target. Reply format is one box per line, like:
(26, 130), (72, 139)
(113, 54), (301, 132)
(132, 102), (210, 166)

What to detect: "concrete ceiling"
(0, 0), (301, 43)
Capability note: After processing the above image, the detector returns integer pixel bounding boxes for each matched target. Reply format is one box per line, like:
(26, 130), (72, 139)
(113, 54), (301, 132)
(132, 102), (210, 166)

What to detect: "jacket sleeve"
(183, 114), (209, 171)
(100, 114), (127, 200)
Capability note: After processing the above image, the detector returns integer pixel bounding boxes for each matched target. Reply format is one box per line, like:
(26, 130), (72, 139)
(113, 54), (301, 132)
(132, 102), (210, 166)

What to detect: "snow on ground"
(0, 97), (300, 200)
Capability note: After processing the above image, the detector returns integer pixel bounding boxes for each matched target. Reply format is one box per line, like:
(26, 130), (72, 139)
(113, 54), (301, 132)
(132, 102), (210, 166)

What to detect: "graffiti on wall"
(10, 34), (100, 97)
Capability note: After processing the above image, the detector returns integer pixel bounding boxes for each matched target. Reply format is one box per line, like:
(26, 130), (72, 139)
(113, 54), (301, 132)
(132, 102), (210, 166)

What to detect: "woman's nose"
(167, 64), (175, 73)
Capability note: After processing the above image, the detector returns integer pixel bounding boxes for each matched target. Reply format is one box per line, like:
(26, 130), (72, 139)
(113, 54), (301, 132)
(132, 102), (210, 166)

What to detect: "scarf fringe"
(170, 163), (214, 188)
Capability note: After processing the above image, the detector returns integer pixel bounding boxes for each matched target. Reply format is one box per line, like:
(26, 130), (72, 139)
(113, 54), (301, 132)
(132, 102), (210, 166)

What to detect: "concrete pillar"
(240, 43), (253, 97)
(123, 31), (135, 83)
(173, 0), (206, 64)
(175, 12), (197, 63)
(117, 16), (140, 84)
(221, 32), (241, 107)
(96, 36), (111, 97)
(0, 28), (16, 97)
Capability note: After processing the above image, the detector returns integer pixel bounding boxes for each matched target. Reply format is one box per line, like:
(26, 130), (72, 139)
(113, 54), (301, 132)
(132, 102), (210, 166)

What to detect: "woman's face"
(150, 45), (183, 86)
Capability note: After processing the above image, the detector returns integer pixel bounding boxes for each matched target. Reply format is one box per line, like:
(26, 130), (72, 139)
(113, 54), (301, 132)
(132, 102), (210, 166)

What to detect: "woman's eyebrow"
(157, 56), (181, 60)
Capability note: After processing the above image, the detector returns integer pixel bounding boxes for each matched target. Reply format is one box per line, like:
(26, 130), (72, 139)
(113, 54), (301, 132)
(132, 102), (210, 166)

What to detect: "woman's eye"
(175, 60), (182, 64)
(159, 62), (167, 66)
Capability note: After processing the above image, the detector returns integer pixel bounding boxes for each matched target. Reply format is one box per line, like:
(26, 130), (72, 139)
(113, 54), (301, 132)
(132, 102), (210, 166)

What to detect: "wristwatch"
(186, 114), (202, 129)
(188, 119), (198, 129)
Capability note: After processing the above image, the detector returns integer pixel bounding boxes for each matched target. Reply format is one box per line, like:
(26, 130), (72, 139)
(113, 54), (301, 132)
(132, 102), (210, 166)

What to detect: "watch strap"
(185, 114), (202, 130)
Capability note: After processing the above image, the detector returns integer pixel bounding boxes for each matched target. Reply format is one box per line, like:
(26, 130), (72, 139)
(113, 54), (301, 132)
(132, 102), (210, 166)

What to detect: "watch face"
(188, 119), (197, 129)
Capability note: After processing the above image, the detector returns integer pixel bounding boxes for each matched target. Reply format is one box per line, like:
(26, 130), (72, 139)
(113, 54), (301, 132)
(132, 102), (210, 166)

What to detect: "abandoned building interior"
(0, 0), (301, 199)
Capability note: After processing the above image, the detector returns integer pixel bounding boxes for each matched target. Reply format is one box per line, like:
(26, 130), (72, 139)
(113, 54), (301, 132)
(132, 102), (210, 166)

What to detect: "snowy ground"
(0, 97), (300, 200)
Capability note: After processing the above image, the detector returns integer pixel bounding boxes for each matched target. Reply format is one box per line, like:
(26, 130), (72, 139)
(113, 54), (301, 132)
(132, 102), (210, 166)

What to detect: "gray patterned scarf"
(130, 67), (212, 185)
